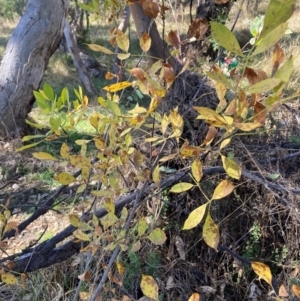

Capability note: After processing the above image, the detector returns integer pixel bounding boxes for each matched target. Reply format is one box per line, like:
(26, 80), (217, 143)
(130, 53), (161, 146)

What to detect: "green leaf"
(107, 99), (121, 116)
(274, 55), (294, 83)
(16, 142), (42, 152)
(22, 134), (45, 142)
(252, 23), (288, 56)
(210, 22), (243, 56)
(50, 116), (61, 131)
(147, 228), (167, 245)
(25, 119), (45, 130)
(170, 182), (194, 193)
(43, 83), (55, 101)
(78, 2), (94, 12)
(183, 204), (207, 230)
(246, 78), (282, 94)
(138, 217), (148, 237)
(33, 91), (49, 110)
(260, 0), (295, 38)
(206, 71), (234, 90)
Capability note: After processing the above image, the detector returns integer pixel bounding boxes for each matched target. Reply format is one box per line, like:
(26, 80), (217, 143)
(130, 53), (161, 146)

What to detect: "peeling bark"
(0, 0), (69, 138)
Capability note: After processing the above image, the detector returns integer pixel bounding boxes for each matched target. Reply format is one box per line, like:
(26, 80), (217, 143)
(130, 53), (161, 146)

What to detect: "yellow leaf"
(152, 165), (160, 183)
(234, 122), (262, 131)
(101, 213), (118, 229)
(216, 82), (227, 113)
(89, 113), (100, 130)
(117, 261), (126, 277)
(94, 137), (106, 150)
(1, 273), (18, 285)
(116, 31), (129, 52)
(55, 172), (76, 185)
(191, 158), (203, 182)
(131, 240), (141, 252)
(161, 114), (169, 135)
(87, 43), (114, 54)
(140, 32), (151, 52)
(117, 53), (131, 60)
(73, 229), (90, 242)
(60, 143), (70, 159)
(220, 138), (231, 150)
(170, 182), (194, 193)
(211, 180), (235, 200)
(69, 213), (81, 227)
(140, 275), (159, 301)
(221, 155), (241, 180)
(203, 212), (219, 250)
(147, 228), (167, 245)
(77, 184), (87, 194)
(252, 262), (273, 286)
(194, 106), (227, 123)
(103, 81), (132, 93)
(159, 153), (177, 162)
(104, 199), (115, 214)
(138, 217), (148, 237)
(180, 141), (202, 157)
(79, 292), (90, 300)
(169, 108), (183, 128)
(91, 190), (114, 197)
(292, 284), (300, 298)
(183, 204), (207, 230)
(70, 155), (92, 169)
(32, 152), (57, 161)
(188, 292), (200, 301)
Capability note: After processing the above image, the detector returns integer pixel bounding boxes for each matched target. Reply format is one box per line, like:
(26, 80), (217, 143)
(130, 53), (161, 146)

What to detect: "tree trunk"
(0, 0), (69, 138)
(130, 2), (180, 70)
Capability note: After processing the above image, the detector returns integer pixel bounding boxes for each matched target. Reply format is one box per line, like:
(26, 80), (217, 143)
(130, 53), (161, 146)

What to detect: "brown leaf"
(202, 126), (218, 146)
(131, 68), (146, 81)
(105, 72), (116, 80)
(167, 30), (180, 48)
(244, 67), (260, 85)
(272, 43), (284, 77)
(187, 19), (208, 39)
(278, 284), (289, 297)
(141, 0), (160, 19)
(163, 63), (175, 84)
(292, 284), (300, 298)
(254, 102), (267, 124)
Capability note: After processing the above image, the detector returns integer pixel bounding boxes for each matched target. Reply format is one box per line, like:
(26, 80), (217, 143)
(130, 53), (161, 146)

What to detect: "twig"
(90, 182), (148, 301)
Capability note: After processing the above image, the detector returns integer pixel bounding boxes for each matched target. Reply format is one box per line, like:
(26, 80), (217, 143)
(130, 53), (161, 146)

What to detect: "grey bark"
(64, 19), (97, 99)
(0, 0), (69, 138)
